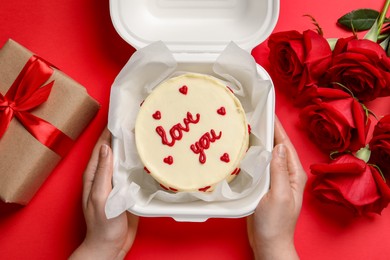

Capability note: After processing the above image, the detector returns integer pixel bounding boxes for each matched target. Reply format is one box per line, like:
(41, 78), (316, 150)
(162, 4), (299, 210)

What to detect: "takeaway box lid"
(110, 0), (280, 53)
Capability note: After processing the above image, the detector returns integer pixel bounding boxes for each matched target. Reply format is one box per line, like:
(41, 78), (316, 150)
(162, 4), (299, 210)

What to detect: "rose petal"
(311, 154), (390, 215)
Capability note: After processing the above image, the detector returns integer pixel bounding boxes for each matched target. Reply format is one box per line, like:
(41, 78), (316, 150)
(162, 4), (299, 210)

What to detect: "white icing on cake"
(135, 73), (249, 192)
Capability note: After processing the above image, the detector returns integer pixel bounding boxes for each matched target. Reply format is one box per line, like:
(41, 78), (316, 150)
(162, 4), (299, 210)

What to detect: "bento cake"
(135, 73), (249, 192)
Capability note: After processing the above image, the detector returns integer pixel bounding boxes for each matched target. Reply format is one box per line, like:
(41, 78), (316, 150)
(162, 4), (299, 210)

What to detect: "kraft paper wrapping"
(0, 39), (100, 205)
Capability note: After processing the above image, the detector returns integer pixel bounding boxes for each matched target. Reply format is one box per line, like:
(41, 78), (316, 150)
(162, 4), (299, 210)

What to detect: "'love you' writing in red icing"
(156, 112), (200, 147)
(190, 129), (222, 164)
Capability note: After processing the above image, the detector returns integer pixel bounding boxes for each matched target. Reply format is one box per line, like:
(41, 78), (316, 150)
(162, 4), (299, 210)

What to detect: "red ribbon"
(0, 56), (74, 157)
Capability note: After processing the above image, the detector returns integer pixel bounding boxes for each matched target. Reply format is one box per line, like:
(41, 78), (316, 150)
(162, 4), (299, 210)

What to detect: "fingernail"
(100, 144), (109, 158)
(277, 144), (286, 158)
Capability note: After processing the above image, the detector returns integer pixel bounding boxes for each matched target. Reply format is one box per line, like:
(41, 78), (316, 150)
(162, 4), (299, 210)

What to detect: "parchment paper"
(105, 42), (272, 218)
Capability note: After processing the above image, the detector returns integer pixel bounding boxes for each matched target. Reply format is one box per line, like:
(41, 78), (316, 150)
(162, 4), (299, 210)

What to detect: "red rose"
(311, 154), (390, 215)
(369, 115), (390, 175)
(327, 38), (390, 102)
(268, 29), (332, 105)
(299, 88), (369, 153)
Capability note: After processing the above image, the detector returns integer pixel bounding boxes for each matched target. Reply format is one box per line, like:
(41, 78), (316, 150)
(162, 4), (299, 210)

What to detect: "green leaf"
(380, 35), (389, 50)
(337, 9), (380, 31)
(368, 164), (386, 182)
(355, 145), (371, 163)
(387, 38), (390, 56)
(303, 14), (323, 36)
(364, 19), (379, 42)
(327, 38), (338, 51)
(378, 33), (390, 41)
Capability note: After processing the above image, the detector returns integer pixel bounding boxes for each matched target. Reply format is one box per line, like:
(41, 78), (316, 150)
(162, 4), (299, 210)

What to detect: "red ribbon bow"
(0, 56), (74, 157)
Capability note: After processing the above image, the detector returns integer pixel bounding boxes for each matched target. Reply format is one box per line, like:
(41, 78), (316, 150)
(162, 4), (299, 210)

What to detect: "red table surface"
(1, 0), (390, 259)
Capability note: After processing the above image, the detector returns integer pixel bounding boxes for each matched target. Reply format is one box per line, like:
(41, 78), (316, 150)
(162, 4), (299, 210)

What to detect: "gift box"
(0, 39), (100, 205)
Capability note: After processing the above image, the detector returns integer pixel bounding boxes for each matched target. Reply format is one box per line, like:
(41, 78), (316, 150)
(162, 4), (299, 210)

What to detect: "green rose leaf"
(387, 37), (390, 56)
(337, 9), (380, 31)
(355, 145), (371, 163)
(379, 34), (389, 51)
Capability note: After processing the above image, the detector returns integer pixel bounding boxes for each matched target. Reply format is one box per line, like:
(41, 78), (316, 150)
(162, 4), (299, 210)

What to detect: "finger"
(114, 213), (139, 259)
(274, 117), (288, 144)
(83, 128), (112, 207)
(274, 116), (291, 147)
(274, 118), (307, 197)
(123, 213), (139, 250)
(127, 212), (139, 235)
(88, 144), (114, 207)
(269, 144), (291, 195)
(274, 123), (307, 195)
(88, 128), (112, 170)
(246, 215), (255, 248)
(286, 149), (307, 196)
(274, 117), (301, 167)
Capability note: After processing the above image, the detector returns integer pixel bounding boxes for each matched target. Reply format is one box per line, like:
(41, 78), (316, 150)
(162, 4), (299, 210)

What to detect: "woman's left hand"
(70, 128), (139, 260)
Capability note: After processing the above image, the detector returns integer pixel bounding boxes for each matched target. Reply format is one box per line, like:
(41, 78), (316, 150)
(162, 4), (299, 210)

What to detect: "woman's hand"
(247, 117), (307, 260)
(70, 128), (139, 260)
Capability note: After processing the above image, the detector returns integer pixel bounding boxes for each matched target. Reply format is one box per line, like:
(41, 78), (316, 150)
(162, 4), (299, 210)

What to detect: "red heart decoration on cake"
(231, 168), (241, 175)
(198, 186), (211, 192)
(163, 156), (174, 165)
(220, 153), (230, 163)
(169, 187), (178, 192)
(217, 107), (226, 115)
(152, 111), (161, 120)
(160, 184), (169, 190)
(179, 85), (188, 95)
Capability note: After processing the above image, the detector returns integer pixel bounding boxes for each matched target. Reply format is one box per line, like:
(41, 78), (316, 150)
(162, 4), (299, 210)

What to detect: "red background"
(1, 0), (390, 259)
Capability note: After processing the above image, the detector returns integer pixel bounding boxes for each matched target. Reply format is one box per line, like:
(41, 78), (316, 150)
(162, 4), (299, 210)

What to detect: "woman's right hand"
(247, 117), (307, 260)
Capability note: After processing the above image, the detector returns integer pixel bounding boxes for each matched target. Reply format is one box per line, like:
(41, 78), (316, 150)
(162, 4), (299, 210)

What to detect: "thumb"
(269, 144), (291, 194)
(90, 144), (114, 203)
